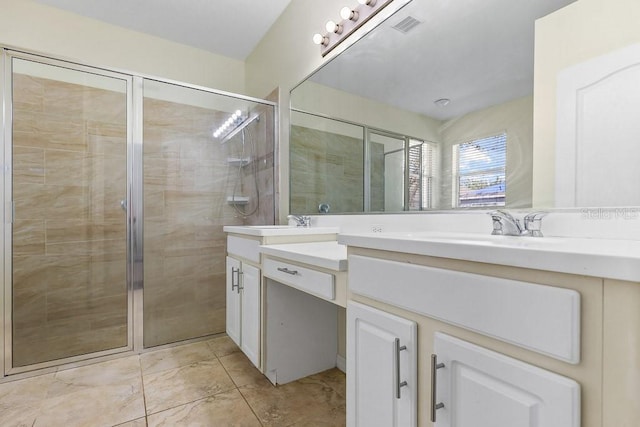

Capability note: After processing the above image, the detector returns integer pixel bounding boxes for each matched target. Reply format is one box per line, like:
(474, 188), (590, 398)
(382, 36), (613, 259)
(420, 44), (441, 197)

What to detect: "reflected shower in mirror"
(290, 0), (577, 214)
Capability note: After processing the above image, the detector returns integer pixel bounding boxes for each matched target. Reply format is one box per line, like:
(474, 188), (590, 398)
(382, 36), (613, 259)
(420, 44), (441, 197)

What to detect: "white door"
(433, 332), (580, 427)
(240, 263), (261, 368)
(226, 257), (241, 346)
(347, 301), (417, 427)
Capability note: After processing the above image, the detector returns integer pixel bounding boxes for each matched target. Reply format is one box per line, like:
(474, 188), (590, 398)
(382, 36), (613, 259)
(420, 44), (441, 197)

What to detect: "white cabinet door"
(347, 301), (417, 427)
(226, 256), (241, 347)
(433, 332), (580, 427)
(240, 262), (260, 368)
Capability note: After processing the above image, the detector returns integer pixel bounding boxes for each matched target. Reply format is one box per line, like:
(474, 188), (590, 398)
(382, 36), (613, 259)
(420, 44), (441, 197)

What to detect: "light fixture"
(325, 20), (343, 34)
(313, 33), (329, 46)
(313, 0), (393, 56)
(340, 6), (359, 21)
(213, 110), (246, 140)
(434, 98), (451, 107)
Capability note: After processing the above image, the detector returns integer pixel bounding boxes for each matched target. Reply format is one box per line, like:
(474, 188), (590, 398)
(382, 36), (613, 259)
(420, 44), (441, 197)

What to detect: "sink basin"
(243, 225), (296, 229)
(223, 225), (340, 237)
(388, 231), (566, 247)
(338, 230), (640, 282)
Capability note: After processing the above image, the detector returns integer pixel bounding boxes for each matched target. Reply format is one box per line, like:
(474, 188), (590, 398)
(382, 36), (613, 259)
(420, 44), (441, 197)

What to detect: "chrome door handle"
(395, 338), (408, 399)
(231, 267), (240, 293)
(277, 267), (298, 275)
(430, 354), (445, 422)
(120, 199), (127, 212)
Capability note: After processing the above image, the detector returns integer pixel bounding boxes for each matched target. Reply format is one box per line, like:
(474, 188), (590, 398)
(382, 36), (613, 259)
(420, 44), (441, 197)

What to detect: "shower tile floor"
(0, 336), (346, 426)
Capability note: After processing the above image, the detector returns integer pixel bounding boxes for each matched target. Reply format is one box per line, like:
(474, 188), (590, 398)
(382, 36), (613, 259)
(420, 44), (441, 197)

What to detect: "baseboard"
(336, 355), (346, 373)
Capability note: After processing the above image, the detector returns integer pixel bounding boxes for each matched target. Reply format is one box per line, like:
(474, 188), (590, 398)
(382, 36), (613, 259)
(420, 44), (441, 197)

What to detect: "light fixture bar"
(219, 111), (260, 144)
(313, 0), (394, 57)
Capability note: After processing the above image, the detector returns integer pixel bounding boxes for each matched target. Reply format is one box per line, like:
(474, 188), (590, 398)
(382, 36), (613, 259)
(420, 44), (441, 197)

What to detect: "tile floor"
(0, 336), (346, 427)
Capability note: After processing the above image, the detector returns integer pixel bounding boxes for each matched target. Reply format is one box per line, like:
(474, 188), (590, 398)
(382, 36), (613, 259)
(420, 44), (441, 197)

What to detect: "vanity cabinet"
(224, 228), (340, 374)
(347, 301), (417, 427)
(225, 256), (260, 368)
(344, 247), (606, 427)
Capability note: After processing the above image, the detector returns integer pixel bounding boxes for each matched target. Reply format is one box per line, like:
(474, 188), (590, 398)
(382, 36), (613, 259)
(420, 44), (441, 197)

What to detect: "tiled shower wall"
(12, 73), (128, 366)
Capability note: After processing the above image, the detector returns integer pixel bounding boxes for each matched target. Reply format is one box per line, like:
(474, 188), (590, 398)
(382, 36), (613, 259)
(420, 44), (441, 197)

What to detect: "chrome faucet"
(488, 210), (548, 237)
(489, 210), (527, 236)
(287, 214), (311, 227)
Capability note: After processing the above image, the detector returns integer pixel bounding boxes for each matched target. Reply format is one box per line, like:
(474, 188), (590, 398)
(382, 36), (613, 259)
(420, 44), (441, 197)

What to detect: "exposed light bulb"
(325, 20), (342, 34)
(340, 7), (358, 21)
(235, 109), (242, 116)
(312, 33), (328, 46)
(358, 0), (376, 5)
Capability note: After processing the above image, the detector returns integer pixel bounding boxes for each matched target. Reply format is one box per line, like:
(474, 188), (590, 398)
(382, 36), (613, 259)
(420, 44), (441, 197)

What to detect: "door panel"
(10, 57), (130, 367)
(434, 332), (580, 427)
(240, 263), (260, 367)
(347, 301), (417, 427)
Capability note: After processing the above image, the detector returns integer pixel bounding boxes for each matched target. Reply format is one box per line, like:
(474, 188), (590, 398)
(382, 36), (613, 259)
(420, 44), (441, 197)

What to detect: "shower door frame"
(1, 49), (139, 376)
(0, 46), (278, 378)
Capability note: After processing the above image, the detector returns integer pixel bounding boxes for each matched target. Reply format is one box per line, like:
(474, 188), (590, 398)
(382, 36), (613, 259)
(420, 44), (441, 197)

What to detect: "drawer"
(349, 255), (581, 364)
(227, 235), (261, 263)
(264, 258), (335, 301)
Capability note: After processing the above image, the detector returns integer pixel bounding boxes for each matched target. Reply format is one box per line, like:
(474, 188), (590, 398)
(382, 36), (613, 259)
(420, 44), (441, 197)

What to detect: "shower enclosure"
(1, 49), (275, 375)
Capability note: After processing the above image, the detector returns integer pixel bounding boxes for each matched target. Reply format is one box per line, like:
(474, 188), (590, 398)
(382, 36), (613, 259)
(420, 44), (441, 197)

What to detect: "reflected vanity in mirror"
(290, 0), (640, 214)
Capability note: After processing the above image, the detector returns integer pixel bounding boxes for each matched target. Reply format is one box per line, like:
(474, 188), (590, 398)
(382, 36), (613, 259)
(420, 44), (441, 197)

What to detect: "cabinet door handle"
(231, 267), (239, 291)
(430, 354), (445, 422)
(395, 338), (408, 399)
(231, 267), (243, 293)
(277, 267), (299, 275)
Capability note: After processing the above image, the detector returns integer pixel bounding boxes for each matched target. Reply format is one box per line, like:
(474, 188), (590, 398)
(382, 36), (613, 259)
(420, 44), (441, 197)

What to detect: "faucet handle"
(287, 214), (311, 227)
(488, 211), (505, 235)
(524, 212), (548, 237)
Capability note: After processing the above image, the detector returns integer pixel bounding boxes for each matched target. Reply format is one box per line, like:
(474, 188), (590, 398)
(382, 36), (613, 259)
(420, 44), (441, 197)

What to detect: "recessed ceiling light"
(434, 98), (451, 107)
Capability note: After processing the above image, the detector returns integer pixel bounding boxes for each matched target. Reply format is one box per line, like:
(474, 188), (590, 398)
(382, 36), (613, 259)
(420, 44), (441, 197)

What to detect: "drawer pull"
(277, 267), (299, 275)
(430, 354), (445, 422)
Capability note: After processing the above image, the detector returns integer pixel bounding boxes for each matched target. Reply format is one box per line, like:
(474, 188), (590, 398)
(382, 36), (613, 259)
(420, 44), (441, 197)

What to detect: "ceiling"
(308, 0), (577, 121)
(33, 0), (292, 60)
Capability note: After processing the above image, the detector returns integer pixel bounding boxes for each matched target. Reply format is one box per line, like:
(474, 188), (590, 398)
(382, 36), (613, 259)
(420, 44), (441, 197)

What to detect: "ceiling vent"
(392, 16), (422, 34)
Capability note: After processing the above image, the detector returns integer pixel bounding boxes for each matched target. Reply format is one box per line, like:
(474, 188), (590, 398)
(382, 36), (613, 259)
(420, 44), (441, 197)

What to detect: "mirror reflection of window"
(453, 133), (507, 208)
(409, 140), (436, 211)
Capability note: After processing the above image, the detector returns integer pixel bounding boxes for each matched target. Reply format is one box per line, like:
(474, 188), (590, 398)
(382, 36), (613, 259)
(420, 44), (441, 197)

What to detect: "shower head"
(219, 111), (260, 144)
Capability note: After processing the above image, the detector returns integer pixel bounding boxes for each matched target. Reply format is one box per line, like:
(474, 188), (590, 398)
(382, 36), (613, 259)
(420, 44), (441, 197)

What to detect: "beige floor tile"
(206, 335), (241, 358)
(114, 417), (148, 427)
(0, 373), (56, 427)
(47, 355), (141, 398)
(34, 381), (146, 427)
(143, 359), (235, 415)
(140, 341), (216, 375)
(219, 351), (271, 388)
(239, 369), (346, 427)
(147, 389), (260, 427)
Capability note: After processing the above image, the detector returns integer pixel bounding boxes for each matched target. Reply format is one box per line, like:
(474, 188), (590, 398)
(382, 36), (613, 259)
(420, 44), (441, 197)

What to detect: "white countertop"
(223, 225), (339, 237)
(260, 241), (348, 271)
(338, 231), (640, 282)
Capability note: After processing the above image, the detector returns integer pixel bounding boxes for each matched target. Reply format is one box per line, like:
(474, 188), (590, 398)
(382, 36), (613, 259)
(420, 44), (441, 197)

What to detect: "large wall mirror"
(290, 0), (640, 214)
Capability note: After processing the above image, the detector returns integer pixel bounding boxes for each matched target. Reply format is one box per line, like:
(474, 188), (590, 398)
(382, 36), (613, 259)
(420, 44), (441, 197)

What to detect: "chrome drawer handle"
(395, 338), (408, 399)
(430, 354), (445, 422)
(277, 267), (299, 275)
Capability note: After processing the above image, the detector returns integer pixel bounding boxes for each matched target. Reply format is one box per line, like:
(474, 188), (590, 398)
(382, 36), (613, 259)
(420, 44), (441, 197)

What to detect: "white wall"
(1, 0), (245, 93)
(532, 0), (640, 207)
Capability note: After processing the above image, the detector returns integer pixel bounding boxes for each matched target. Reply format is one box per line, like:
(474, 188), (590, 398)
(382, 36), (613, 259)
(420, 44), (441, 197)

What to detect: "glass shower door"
(142, 79), (275, 348)
(9, 56), (131, 368)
